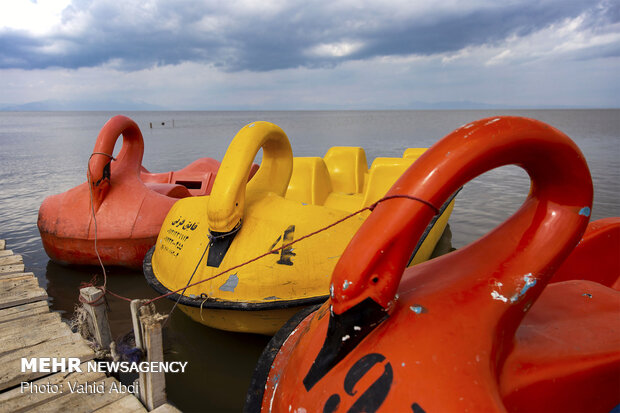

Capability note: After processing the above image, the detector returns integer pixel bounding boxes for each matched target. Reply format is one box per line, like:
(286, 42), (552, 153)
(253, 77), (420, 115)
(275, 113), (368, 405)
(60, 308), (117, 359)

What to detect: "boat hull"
(144, 246), (327, 334)
(178, 305), (310, 335)
(40, 231), (155, 270)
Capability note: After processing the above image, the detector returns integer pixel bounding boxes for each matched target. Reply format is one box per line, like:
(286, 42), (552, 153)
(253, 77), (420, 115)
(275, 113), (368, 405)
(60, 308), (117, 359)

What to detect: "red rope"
(80, 194), (438, 307)
(142, 194), (438, 305)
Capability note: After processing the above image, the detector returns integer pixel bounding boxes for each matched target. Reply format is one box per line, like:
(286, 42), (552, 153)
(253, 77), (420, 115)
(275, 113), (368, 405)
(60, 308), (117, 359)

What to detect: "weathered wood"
(0, 362), (96, 402)
(0, 332), (95, 391)
(92, 394), (148, 413)
(0, 271), (36, 281)
(0, 363), (105, 413)
(0, 274), (37, 287)
(0, 300), (49, 324)
(0, 312), (60, 335)
(79, 287), (113, 349)
(0, 264), (26, 275)
(140, 313), (168, 411)
(34, 377), (126, 412)
(0, 284), (47, 310)
(0, 240), (153, 412)
(130, 300), (149, 350)
(0, 320), (74, 356)
(132, 299), (155, 405)
(0, 254), (22, 266)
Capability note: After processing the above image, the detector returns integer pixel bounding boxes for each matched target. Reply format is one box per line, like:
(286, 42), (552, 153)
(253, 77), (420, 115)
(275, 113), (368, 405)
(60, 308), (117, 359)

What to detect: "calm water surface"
(0, 110), (618, 411)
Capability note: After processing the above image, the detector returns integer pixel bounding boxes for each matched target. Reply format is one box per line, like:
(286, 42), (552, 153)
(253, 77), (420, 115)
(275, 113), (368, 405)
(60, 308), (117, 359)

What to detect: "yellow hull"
(145, 122), (456, 335)
(178, 303), (314, 336)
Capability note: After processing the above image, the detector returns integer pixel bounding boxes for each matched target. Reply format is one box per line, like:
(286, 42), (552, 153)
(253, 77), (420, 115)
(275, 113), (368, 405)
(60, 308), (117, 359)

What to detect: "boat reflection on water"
(44, 260), (270, 412)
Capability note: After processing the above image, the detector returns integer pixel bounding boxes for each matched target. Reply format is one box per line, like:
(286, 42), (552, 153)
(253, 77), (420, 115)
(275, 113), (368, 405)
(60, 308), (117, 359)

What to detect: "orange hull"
(39, 232), (156, 269)
(551, 217), (620, 289)
(37, 115), (222, 269)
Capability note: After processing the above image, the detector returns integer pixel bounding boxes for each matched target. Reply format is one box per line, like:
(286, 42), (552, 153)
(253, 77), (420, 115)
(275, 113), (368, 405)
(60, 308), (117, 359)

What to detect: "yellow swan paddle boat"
(144, 122), (455, 335)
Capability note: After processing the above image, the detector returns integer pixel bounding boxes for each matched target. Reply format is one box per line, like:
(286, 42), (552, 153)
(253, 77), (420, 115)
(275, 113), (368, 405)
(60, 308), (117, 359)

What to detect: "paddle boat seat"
(550, 217), (620, 289)
(143, 183), (192, 199)
(286, 149), (425, 212)
(323, 147), (366, 194)
(141, 158), (259, 198)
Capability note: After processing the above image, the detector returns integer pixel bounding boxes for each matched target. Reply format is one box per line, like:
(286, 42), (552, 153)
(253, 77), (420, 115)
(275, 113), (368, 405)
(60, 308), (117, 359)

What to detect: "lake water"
(0, 110), (618, 411)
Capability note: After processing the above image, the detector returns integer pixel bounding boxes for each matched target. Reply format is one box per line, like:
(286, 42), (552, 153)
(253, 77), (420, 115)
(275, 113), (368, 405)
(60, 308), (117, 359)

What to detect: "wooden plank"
(0, 285), (47, 310)
(92, 394), (147, 413)
(0, 255), (22, 266)
(0, 301), (49, 324)
(0, 318), (68, 344)
(0, 264), (26, 275)
(33, 377), (125, 412)
(0, 363), (105, 412)
(0, 333), (95, 391)
(0, 250), (13, 257)
(0, 272), (36, 281)
(0, 321), (74, 356)
(0, 274), (37, 287)
(0, 312), (60, 335)
(0, 240), (5, 250)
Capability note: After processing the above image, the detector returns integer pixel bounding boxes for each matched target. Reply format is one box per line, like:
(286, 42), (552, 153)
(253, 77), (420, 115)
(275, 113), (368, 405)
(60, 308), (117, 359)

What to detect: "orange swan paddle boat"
(38, 115), (245, 269)
(245, 117), (619, 412)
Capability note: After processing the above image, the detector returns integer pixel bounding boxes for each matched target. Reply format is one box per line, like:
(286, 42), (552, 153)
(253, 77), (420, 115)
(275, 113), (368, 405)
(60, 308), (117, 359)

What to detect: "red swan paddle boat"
(38, 115), (230, 269)
(245, 117), (619, 412)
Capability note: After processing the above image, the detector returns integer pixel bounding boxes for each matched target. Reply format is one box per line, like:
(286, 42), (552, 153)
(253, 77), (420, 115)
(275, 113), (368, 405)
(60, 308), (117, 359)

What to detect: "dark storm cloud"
(0, 0), (616, 71)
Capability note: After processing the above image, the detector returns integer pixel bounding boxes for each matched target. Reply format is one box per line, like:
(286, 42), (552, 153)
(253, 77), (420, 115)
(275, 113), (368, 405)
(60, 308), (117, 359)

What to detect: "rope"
(86, 152), (116, 291)
(80, 152), (122, 307)
(141, 194), (439, 306)
(79, 167), (438, 315)
(162, 240), (210, 327)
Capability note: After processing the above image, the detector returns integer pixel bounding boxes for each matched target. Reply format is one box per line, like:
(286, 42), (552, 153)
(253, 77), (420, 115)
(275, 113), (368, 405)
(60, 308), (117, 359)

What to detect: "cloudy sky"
(1, 0), (618, 109)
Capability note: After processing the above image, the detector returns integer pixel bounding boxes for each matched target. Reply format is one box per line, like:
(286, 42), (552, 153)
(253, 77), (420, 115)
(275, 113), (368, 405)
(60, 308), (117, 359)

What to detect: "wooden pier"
(0, 240), (178, 413)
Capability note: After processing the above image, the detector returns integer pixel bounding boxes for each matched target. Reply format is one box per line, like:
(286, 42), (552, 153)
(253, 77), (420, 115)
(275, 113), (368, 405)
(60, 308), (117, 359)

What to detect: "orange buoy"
(38, 115), (224, 269)
(246, 117), (619, 412)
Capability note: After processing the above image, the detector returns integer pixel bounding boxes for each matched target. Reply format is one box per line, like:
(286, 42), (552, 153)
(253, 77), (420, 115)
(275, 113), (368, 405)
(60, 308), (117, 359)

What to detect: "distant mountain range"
(0, 99), (598, 111)
(0, 99), (166, 111)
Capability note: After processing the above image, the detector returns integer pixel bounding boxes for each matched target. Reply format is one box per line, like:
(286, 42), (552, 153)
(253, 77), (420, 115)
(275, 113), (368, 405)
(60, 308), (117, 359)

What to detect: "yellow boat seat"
(403, 147), (427, 159)
(361, 157), (417, 208)
(286, 147), (430, 213)
(286, 157), (333, 206)
(323, 147), (367, 194)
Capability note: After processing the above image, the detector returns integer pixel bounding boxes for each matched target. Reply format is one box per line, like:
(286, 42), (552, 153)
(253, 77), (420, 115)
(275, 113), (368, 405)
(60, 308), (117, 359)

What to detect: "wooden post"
(130, 299), (150, 350)
(142, 313), (167, 410)
(79, 287), (112, 350)
(131, 300), (167, 411)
